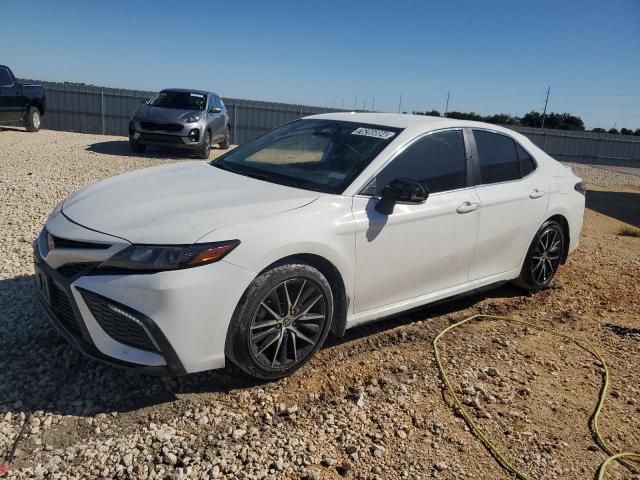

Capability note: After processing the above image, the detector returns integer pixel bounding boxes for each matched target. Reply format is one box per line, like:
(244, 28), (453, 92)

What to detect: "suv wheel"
(129, 140), (146, 154)
(514, 220), (565, 292)
(219, 127), (231, 150)
(197, 131), (211, 159)
(226, 263), (334, 380)
(25, 106), (41, 132)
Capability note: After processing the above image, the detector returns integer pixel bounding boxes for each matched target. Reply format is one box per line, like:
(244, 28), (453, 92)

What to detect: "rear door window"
(473, 130), (521, 184)
(374, 130), (467, 195)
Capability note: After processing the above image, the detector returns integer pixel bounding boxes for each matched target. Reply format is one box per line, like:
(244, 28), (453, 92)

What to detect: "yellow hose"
(433, 314), (640, 480)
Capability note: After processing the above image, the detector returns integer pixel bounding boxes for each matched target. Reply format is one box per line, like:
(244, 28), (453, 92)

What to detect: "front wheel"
(514, 220), (565, 292)
(25, 106), (41, 132)
(129, 140), (146, 154)
(226, 263), (334, 380)
(196, 131), (211, 159)
(219, 126), (230, 150)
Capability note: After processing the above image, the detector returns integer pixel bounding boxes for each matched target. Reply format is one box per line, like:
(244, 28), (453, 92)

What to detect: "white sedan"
(34, 113), (585, 379)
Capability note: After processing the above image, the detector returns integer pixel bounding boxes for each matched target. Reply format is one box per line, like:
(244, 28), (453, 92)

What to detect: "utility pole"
(371, 96), (375, 112)
(398, 94), (402, 113)
(541, 85), (550, 129)
(341, 99), (344, 109)
(444, 90), (450, 117)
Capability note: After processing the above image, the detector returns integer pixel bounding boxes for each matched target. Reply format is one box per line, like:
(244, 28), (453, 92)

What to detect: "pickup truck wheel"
(197, 131), (211, 159)
(129, 140), (146, 154)
(25, 106), (41, 132)
(219, 127), (230, 150)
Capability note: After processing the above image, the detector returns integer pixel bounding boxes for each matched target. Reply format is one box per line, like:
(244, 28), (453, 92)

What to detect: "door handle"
(529, 189), (545, 199)
(456, 201), (480, 214)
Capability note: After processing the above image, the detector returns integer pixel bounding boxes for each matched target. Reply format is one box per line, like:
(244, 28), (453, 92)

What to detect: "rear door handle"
(456, 201), (480, 214)
(530, 189), (545, 199)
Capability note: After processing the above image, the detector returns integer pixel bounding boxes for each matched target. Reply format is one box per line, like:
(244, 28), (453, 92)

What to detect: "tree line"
(412, 110), (640, 136)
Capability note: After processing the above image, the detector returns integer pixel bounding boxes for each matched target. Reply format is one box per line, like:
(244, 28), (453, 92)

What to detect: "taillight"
(574, 181), (587, 195)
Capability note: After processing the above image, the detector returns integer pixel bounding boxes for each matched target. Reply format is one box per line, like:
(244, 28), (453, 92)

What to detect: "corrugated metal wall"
(21, 79), (344, 145)
(18, 79), (640, 167)
(510, 126), (640, 167)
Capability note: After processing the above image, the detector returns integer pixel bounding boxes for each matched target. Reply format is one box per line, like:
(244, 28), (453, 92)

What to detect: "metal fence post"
(596, 134), (605, 164)
(233, 103), (238, 145)
(101, 91), (105, 135)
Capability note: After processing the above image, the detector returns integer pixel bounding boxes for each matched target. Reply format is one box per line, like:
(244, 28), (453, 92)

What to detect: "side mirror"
(375, 178), (429, 215)
(209, 107), (222, 114)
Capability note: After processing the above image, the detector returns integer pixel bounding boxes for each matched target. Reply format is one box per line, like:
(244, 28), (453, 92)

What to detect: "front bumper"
(129, 120), (205, 149)
(35, 217), (256, 375)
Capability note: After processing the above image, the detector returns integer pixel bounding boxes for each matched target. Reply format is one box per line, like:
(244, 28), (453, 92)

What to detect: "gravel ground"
(562, 162), (640, 187)
(1, 129), (639, 480)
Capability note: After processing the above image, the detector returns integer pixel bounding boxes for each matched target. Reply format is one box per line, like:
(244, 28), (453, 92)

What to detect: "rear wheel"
(25, 106), (41, 132)
(197, 131), (211, 159)
(514, 220), (565, 291)
(219, 126), (231, 150)
(226, 263), (333, 380)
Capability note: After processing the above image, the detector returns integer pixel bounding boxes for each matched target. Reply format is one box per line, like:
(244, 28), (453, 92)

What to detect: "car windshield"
(148, 91), (206, 110)
(212, 119), (402, 194)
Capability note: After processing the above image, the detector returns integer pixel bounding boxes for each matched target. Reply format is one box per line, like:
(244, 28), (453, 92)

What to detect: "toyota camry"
(33, 113), (585, 379)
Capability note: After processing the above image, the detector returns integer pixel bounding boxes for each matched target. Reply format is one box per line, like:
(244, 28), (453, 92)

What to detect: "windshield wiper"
(213, 163), (299, 189)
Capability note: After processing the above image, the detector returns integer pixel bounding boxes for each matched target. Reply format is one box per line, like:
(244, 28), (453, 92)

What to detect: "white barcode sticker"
(351, 127), (396, 139)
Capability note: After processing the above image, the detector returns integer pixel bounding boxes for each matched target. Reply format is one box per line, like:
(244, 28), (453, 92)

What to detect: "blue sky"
(2, 0), (639, 129)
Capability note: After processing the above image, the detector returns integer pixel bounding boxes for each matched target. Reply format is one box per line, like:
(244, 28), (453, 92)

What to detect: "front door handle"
(456, 201), (480, 214)
(529, 189), (545, 199)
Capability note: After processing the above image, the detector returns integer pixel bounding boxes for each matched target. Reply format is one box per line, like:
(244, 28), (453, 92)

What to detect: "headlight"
(100, 240), (240, 271)
(182, 113), (201, 123)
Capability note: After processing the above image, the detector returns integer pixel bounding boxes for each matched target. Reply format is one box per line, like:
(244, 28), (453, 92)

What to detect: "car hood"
(62, 162), (319, 244)
(135, 104), (199, 122)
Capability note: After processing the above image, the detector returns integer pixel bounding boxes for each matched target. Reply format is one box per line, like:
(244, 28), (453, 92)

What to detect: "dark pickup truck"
(0, 65), (46, 132)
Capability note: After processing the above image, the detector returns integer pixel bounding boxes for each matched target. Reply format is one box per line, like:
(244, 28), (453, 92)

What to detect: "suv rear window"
(473, 130), (520, 184)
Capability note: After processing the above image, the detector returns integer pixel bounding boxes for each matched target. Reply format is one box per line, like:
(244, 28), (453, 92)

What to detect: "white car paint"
(35, 112), (585, 374)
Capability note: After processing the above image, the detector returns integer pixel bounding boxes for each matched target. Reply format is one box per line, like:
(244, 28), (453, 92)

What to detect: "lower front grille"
(141, 133), (182, 144)
(51, 283), (82, 336)
(56, 263), (96, 278)
(81, 290), (158, 353)
(140, 122), (183, 132)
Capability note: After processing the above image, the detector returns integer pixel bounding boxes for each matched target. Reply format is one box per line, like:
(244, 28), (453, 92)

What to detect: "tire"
(129, 140), (146, 154)
(219, 126), (230, 150)
(226, 263), (334, 380)
(25, 106), (41, 132)
(513, 219), (565, 292)
(197, 131), (211, 159)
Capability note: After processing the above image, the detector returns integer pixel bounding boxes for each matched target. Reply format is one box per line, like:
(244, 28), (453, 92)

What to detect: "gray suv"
(128, 89), (230, 158)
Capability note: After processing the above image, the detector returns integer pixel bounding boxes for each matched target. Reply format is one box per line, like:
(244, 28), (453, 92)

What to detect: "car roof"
(304, 112), (519, 137)
(161, 88), (216, 96)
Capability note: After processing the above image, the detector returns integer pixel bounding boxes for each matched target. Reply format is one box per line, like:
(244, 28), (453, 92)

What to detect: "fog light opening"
(188, 129), (200, 142)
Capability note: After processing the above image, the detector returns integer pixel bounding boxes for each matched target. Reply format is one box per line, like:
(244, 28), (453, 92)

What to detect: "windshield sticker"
(351, 127), (396, 139)
(190, 93), (205, 98)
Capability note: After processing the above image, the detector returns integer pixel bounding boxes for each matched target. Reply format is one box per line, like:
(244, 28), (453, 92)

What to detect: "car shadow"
(0, 126), (27, 133)
(586, 190), (640, 227)
(86, 140), (193, 160)
(0, 274), (522, 418)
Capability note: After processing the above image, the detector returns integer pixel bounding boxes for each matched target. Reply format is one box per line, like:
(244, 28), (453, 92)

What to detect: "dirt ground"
(0, 128), (639, 479)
